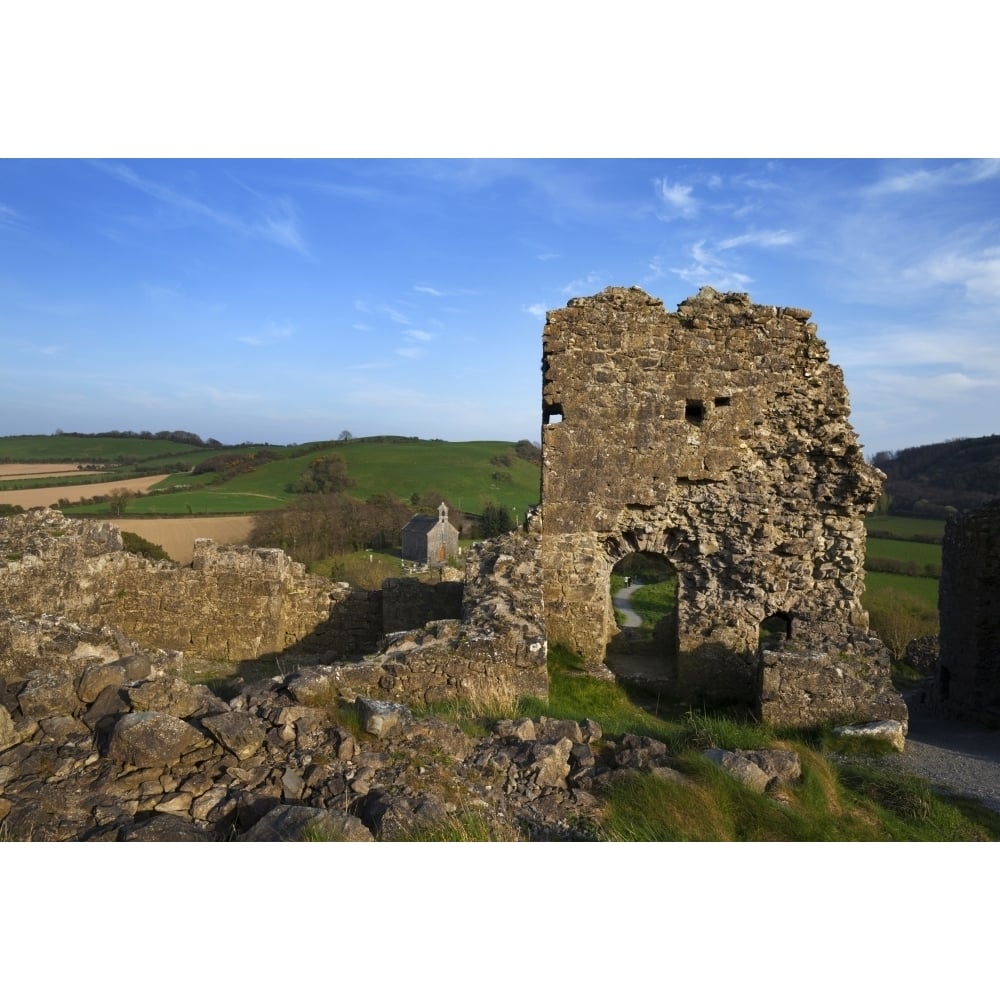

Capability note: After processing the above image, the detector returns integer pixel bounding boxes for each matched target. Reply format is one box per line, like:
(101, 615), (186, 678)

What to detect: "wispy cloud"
(867, 159), (1000, 197)
(654, 176), (697, 219)
(671, 241), (751, 290)
(395, 345), (424, 360)
(381, 304), (409, 325)
(561, 272), (602, 296)
(413, 284), (476, 297)
(716, 229), (798, 251)
(94, 162), (310, 257)
(0, 203), (23, 231)
(907, 247), (1000, 302)
(404, 329), (433, 342)
(523, 303), (547, 319)
(238, 321), (294, 347)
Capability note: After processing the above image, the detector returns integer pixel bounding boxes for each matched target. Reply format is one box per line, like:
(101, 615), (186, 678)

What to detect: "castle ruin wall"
(934, 499), (1000, 725)
(539, 286), (904, 726)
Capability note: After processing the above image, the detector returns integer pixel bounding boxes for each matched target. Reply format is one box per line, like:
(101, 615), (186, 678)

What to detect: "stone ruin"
(539, 286), (906, 729)
(0, 287), (921, 839)
(933, 499), (1000, 726)
(0, 286), (906, 752)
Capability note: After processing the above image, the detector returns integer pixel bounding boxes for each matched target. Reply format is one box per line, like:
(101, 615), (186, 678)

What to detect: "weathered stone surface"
(833, 720), (906, 753)
(201, 712), (269, 760)
(530, 738), (573, 788)
(740, 748), (802, 785)
(240, 804), (374, 842)
(0, 705), (16, 751)
(106, 712), (207, 767)
(17, 670), (81, 719)
(538, 286), (905, 727)
(128, 676), (226, 718)
(759, 638), (907, 730)
(702, 749), (771, 792)
(77, 661), (128, 704)
(120, 813), (217, 842)
(357, 698), (413, 738)
(934, 500), (1000, 725)
(0, 510), (352, 663)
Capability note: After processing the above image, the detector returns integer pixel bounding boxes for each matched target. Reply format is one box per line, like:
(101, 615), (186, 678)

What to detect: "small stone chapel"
(401, 502), (460, 566)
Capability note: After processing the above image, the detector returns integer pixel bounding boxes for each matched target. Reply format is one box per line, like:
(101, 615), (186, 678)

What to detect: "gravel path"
(612, 584), (642, 628)
(871, 696), (1000, 813)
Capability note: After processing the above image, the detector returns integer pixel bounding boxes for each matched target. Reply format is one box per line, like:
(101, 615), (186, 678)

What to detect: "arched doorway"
(759, 612), (793, 652)
(604, 552), (678, 685)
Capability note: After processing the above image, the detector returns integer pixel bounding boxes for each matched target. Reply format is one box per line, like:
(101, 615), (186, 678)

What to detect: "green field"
(0, 433), (209, 463)
(24, 436), (542, 518)
(866, 536), (942, 568)
(863, 571), (939, 605)
(865, 514), (947, 541)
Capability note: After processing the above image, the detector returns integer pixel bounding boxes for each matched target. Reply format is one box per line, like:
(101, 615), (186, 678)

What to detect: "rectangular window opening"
(714, 396), (731, 408)
(685, 401), (705, 425)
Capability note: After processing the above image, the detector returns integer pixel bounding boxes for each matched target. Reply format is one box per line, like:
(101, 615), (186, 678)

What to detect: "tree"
(480, 502), (514, 538)
(338, 430), (353, 441)
(291, 454), (355, 494)
(107, 488), (134, 516)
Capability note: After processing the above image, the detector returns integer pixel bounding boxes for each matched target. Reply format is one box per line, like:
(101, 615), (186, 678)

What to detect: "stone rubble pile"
(1, 611), (807, 842)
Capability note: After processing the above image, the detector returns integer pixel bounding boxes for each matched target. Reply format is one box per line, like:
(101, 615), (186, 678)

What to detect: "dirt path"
(875, 697), (1000, 813)
(613, 584), (642, 627)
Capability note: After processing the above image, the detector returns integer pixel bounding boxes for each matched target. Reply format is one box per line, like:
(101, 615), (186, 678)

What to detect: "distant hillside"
(872, 434), (1000, 516)
(0, 434), (542, 518)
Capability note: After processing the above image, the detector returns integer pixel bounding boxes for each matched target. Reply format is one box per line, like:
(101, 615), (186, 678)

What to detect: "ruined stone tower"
(539, 286), (905, 727)
(934, 499), (1000, 726)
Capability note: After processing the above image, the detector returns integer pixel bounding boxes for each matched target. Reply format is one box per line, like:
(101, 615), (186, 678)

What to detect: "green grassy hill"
(2, 434), (541, 518)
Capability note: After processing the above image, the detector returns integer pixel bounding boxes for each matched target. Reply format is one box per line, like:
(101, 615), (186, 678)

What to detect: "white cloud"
(94, 162), (310, 256)
(716, 229), (798, 251)
(867, 158), (1000, 197)
(413, 284), (476, 297)
(381, 305), (409, 324)
(654, 176), (697, 219)
(238, 321), (294, 347)
(0, 203), (22, 230)
(671, 241), (751, 290)
(913, 247), (1000, 302)
(561, 272), (602, 296)
(256, 200), (309, 256)
(523, 303), (547, 319)
(404, 329), (433, 342)
(395, 346), (424, 360)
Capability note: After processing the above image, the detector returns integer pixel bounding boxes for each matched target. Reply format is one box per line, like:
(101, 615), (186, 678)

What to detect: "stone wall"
(0, 510), (371, 662)
(0, 510), (538, 711)
(296, 528), (548, 708)
(539, 286), (903, 726)
(381, 578), (464, 634)
(934, 500), (1000, 725)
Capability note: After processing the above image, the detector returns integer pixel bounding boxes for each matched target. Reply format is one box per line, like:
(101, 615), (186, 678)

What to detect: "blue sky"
(2, 158), (999, 456)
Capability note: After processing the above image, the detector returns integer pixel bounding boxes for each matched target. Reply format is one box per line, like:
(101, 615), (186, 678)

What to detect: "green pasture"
(0, 434), (208, 463)
(82, 491), (288, 516)
(863, 571), (939, 606)
(337, 439), (540, 511)
(865, 514), (947, 542)
(61, 438), (542, 517)
(866, 536), (942, 567)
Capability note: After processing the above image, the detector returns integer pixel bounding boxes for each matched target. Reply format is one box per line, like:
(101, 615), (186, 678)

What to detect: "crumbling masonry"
(934, 499), (1000, 726)
(539, 286), (907, 728)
